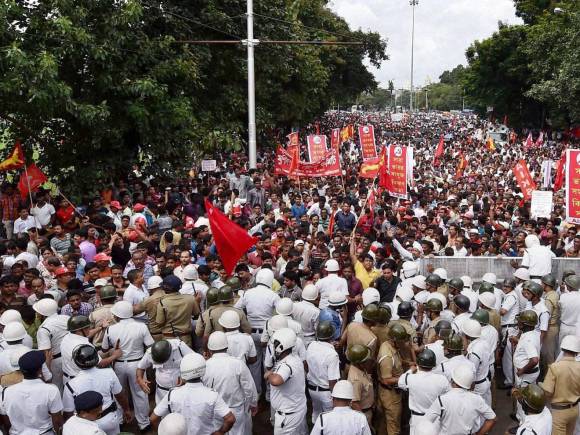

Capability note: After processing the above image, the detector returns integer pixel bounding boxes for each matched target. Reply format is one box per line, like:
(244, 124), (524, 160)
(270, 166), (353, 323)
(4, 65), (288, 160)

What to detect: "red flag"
(367, 188), (376, 222)
(513, 160), (536, 200)
(455, 152), (467, 180)
(524, 133), (533, 149)
(289, 146), (299, 174)
(330, 128), (340, 150)
(18, 163), (47, 198)
(0, 141), (25, 171)
(433, 135), (444, 166)
(535, 131), (544, 147)
(328, 211), (335, 236)
(287, 132), (299, 148)
(554, 150), (566, 192)
(204, 199), (258, 275)
(378, 148), (392, 190)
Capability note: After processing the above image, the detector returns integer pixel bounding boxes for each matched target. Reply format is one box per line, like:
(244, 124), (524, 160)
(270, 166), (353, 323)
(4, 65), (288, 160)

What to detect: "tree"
(513, 0), (557, 24)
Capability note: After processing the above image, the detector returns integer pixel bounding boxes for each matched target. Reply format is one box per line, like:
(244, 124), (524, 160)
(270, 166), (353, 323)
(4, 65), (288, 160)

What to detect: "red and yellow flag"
(455, 152), (467, 180)
(340, 124), (354, 142)
(360, 146), (386, 179)
(0, 141), (25, 171)
(486, 137), (496, 152)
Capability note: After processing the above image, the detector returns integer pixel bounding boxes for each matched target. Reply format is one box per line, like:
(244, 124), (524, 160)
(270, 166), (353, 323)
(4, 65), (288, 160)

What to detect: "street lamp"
(409, 0), (418, 112)
(554, 7), (565, 14)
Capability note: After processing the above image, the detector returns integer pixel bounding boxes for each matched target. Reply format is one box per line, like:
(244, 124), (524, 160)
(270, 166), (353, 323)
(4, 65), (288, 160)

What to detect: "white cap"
(452, 364), (475, 389)
(218, 310), (241, 329)
(402, 261), (418, 279)
(158, 413), (187, 435)
(328, 291), (347, 306)
(302, 284), (319, 301)
(395, 286), (414, 302)
(525, 234), (540, 248)
(461, 275), (473, 289)
(0, 310), (22, 326)
(180, 353), (206, 380)
(3, 322), (27, 341)
(324, 259), (340, 272)
(147, 276), (163, 290)
(267, 315), (289, 336)
(414, 421), (440, 435)
(362, 288), (380, 306)
(514, 268), (530, 281)
(183, 264), (198, 281)
(111, 301), (133, 319)
(276, 298), (294, 316)
(482, 273), (497, 285)
(331, 380), (354, 400)
(433, 268), (448, 281)
(462, 319), (482, 338)
(33, 299), (58, 317)
(478, 292), (496, 310)
(208, 331), (228, 351)
(94, 278), (109, 287)
(412, 275), (426, 290)
(256, 268), (274, 288)
(560, 335), (580, 353)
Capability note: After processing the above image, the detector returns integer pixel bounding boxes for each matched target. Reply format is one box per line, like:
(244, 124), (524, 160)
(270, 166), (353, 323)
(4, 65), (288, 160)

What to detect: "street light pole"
(425, 89), (429, 112)
(409, 0), (418, 113)
(246, 0), (258, 168)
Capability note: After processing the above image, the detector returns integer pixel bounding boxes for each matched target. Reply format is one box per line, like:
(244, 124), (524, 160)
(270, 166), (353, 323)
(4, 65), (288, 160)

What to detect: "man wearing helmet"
(217, 310), (257, 364)
(540, 274), (559, 368)
(512, 384), (552, 435)
(559, 274), (580, 349)
(292, 284), (320, 348)
(463, 318), (493, 406)
(519, 234), (555, 281)
(438, 333), (476, 383)
(346, 344), (375, 427)
(500, 277), (520, 389)
(522, 280), (549, 344)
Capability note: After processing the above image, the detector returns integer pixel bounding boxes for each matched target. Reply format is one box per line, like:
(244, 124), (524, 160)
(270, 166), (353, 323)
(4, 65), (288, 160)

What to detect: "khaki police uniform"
(156, 293), (200, 347)
(543, 290), (560, 366)
(89, 304), (116, 349)
(377, 340), (404, 435)
(344, 322), (378, 356)
(371, 324), (391, 348)
(392, 319), (417, 369)
(202, 304), (252, 336)
(137, 290), (166, 341)
(423, 317), (442, 345)
(348, 365), (375, 427)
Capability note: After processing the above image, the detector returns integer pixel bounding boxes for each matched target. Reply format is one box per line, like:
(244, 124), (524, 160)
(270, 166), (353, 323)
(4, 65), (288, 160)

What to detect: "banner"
(275, 146), (341, 177)
(513, 160), (536, 200)
(330, 128), (340, 150)
(531, 190), (553, 219)
(566, 149), (580, 223)
(388, 144), (408, 199)
(201, 160), (217, 172)
(287, 131), (299, 148)
(358, 125), (377, 160)
(307, 135), (328, 163)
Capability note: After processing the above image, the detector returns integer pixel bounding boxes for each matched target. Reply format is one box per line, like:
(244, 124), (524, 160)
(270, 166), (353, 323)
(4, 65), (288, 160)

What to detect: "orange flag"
(0, 141), (25, 171)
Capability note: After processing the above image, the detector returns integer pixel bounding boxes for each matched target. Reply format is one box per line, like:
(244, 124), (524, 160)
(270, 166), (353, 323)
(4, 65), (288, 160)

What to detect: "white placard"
(531, 190), (553, 219)
(391, 113), (404, 122)
(201, 159), (217, 172)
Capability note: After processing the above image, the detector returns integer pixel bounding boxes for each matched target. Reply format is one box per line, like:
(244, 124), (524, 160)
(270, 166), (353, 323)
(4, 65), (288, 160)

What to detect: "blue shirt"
(291, 204), (307, 218)
(319, 308), (342, 340)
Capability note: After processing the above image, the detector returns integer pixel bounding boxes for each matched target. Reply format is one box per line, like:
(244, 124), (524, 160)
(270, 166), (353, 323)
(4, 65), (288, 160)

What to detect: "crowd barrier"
(418, 257), (580, 283)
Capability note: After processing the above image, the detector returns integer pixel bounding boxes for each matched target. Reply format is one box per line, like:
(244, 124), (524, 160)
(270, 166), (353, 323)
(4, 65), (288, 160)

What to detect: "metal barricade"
(419, 257), (580, 282)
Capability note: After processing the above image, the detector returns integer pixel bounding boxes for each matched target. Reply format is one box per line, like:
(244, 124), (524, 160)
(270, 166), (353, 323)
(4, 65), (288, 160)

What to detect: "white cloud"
(329, 0), (522, 88)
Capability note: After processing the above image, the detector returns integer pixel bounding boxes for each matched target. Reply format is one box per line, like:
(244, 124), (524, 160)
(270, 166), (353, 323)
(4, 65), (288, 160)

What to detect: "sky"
(329, 0), (522, 89)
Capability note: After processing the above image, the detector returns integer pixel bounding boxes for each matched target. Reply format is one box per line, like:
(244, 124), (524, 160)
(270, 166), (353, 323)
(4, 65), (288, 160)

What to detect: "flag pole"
(23, 165), (34, 207)
(57, 188), (86, 218)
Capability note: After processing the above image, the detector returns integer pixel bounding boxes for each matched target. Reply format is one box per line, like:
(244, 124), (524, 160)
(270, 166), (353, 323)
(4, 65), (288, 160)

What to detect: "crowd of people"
(0, 111), (577, 434)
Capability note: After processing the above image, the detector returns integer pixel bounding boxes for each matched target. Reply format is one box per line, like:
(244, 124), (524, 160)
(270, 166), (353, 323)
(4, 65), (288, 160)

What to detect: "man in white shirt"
(315, 260), (348, 309)
(292, 284), (320, 348)
(501, 278), (520, 388)
(123, 269), (149, 321)
(13, 207), (38, 237)
(30, 193), (56, 229)
(559, 275), (580, 346)
(520, 234), (555, 280)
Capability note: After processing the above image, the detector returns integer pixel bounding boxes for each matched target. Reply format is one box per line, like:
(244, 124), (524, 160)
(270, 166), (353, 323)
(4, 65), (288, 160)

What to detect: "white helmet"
(180, 352), (206, 380)
(331, 380), (354, 400)
(218, 310), (240, 329)
(461, 319), (482, 338)
(328, 291), (347, 307)
(111, 301), (133, 319)
(452, 364), (475, 389)
(183, 264), (198, 281)
(412, 275), (426, 291)
(324, 259), (340, 272)
(481, 273), (497, 285)
(272, 328), (296, 356)
(256, 268), (274, 288)
(3, 322), (26, 341)
(401, 261), (418, 279)
(362, 288), (380, 306)
(276, 298), (294, 316)
(428, 293), (447, 309)
(267, 315), (289, 336)
(478, 292), (496, 310)
(208, 331), (228, 351)
(9, 346), (29, 370)
(0, 310), (22, 326)
(433, 268), (448, 282)
(525, 234), (540, 248)
(414, 421), (440, 435)
(395, 286), (414, 302)
(514, 268), (530, 281)
(147, 276), (163, 290)
(302, 284), (319, 301)
(560, 335), (580, 353)
(33, 299), (58, 317)
(158, 413), (187, 435)
(460, 276), (473, 290)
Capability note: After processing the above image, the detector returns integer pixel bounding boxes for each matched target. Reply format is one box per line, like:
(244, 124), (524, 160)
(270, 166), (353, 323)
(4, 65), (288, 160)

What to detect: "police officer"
(310, 380), (372, 435)
(0, 310), (33, 349)
(463, 319), (492, 406)
(235, 268), (281, 395)
(346, 344), (375, 428)
(218, 310), (257, 364)
(397, 349), (450, 435)
(2, 351), (63, 434)
(134, 276), (165, 341)
(522, 281), (549, 344)
(340, 304), (378, 356)
(559, 275), (580, 348)
(204, 331), (258, 435)
(203, 285), (252, 340)
(151, 352), (236, 434)
(0, 322), (52, 381)
(481, 273), (504, 311)
(451, 294), (471, 335)
(425, 364), (496, 434)
(471, 309), (498, 380)
(513, 383), (552, 435)
(319, 291), (347, 342)
(500, 277), (520, 389)
(34, 298), (69, 391)
(136, 339), (193, 404)
(424, 319), (452, 367)
(541, 335), (580, 435)
(292, 284), (320, 348)
(438, 333), (476, 383)
(377, 323), (408, 435)
(264, 328), (307, 435)
(194, 287), (220, 340)
(158, 413), (187, 435)
(156, 275), (200, 347)
(541, 273), (560, 367)
(305, 321), (340, 423)
(315, 259), (348, 309)
(62, 344), (133, 435)
(274, 298), (303, 337)
(423, 298), (444, 344)
(478, 292), (500, 336)
(102, 300), (154, 431)
(371, 304), (392, 347)
(63, 391), (106, 435)
(89, 285), (118, 349)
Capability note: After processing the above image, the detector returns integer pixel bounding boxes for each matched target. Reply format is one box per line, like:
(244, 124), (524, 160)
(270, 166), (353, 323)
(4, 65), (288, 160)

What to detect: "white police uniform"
(62, 366), (123, 435)
(203, 352), (258, 435)
(425, 387), (496, 434)
(265, 335), (306, 369)
(235, 284), (280, 394)
(513, 329), (541, 423)
(60, 333), (92, 380)
(0, 343), (52, 381)
(559, 291), (580, 345)
(467, 338), (492, 406)
(397, 369), (450, 435)
(0, 332), (33, 350)
(315, 274), (348, 310)
(480, 324), (499, 378)
(63, 415), (106, 435)
(310, 407), (371, 435)
(270, 354), (307, 435)
(529, 300), (549, 334)
(292, 300), (319, 347)
(501, 290), (520, 387)
(516, 406), (552, 435)
(451, 312), (471, 335)
(37, 313), (69, 392)
(102, 318), (154, 430)
(153, 381), (231, 435)
(437, 355), (476, 383)
(424, 340), (445, 367)
(460, 289), (478, 313)
(305, 340), (340, 423)
(137, 339), (193, 404)
(224, 330), (257, 363)
(1, 378), (63, 434)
